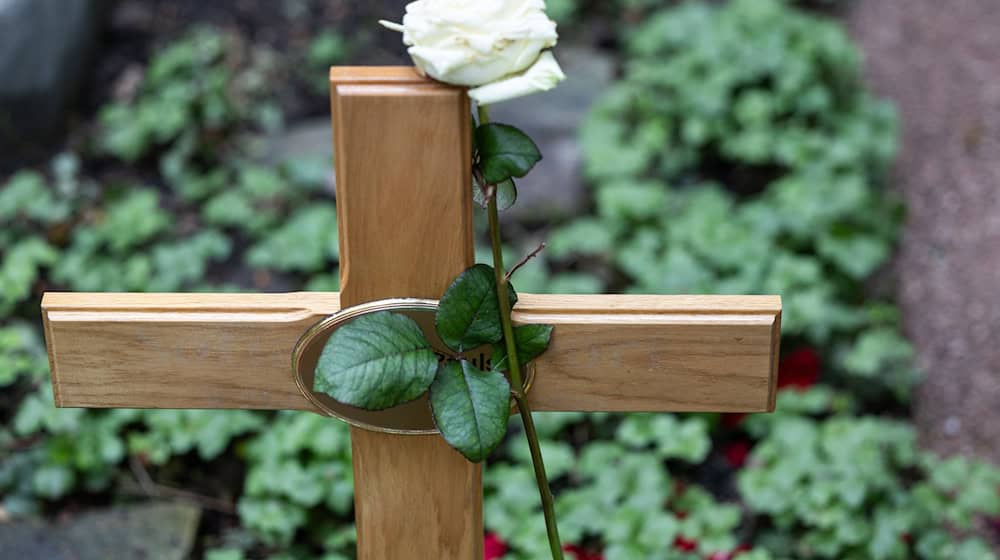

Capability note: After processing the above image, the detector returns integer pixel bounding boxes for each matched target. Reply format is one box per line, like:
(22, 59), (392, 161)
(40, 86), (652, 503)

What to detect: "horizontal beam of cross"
(42, 292), (780, 413)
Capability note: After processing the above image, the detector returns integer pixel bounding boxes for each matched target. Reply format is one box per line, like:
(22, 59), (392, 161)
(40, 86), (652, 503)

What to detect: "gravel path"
(847, 0), (1000, 464)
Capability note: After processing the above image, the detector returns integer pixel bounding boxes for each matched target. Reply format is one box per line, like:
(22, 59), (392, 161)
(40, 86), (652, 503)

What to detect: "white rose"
(380, 0), (566, 105)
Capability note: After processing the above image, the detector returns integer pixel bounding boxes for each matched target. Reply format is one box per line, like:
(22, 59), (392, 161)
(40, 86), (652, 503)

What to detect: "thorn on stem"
(506, 242), (546, 281)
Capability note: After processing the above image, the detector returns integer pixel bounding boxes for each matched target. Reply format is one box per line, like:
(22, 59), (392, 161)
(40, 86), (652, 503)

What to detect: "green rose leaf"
(492, 324), (554, 372)
(475, 123), (542, 185)
(430, 360), (511, 463)
(313, 311), (438, 410)
(436, 264), (517, 352)
(473, 177), (517, 211)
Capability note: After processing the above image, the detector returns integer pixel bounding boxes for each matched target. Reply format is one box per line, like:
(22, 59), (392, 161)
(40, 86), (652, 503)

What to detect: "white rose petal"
(380, 0), (564, 101)
(468, 51), (566, 106)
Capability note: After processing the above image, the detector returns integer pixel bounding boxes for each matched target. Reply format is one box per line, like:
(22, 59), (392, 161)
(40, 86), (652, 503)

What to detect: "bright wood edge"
(330, 66), (450, 87)
(41, 292), (778, 313)
(41, 292), (780, 412)
(768, 308), (782, 411)
(515, 293), (781, 315)
(41, 303), (60, 406)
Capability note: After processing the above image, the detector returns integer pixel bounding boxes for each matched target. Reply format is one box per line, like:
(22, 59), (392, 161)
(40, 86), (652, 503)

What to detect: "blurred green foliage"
(741, 404), (1000, 559)
(99, 28), (282, 166)
(0, 27), (351, 557)
(305, 31), (350, 93)
(1, 3), (999, 559)
(549, 0), (847, 27)
(561, 0), (912, 402)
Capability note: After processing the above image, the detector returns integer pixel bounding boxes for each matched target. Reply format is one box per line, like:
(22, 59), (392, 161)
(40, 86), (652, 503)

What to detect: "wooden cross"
(41, 67), (781, 559)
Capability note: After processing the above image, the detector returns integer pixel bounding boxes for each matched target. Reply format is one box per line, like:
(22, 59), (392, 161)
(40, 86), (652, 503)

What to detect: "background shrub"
(559, 0), (911, 402)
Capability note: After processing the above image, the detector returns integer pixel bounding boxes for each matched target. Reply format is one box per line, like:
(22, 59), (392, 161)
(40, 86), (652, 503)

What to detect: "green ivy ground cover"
(2, 2), (999, 559)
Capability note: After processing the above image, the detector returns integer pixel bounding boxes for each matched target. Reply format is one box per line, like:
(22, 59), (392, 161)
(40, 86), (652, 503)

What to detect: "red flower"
(673, 536), (698, 552)
(777, 348), (821, 391)
(723, 440), (752, 469)
(988, 515), (1000, 538)
(564, 543), (604, 560)
(484, 533), (507, 560)
(721, 413), (746, 429)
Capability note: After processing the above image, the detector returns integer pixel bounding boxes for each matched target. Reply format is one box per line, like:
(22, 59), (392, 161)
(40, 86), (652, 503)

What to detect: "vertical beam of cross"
(330, 68), (483, 558)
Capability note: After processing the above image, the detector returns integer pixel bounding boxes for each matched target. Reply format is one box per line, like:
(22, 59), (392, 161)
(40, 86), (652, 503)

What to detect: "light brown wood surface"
(42, 292), (780, 412)
(515, 294), (780, 413)
(39, 66), (783, 559)
(331, 67), (481, 559)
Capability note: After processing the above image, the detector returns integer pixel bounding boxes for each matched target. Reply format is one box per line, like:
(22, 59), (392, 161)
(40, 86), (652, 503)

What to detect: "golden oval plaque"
(292, 298), (533, 435)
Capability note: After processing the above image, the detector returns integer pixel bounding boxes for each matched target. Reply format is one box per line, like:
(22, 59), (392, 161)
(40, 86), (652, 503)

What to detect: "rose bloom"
(380, 0), (566, 105)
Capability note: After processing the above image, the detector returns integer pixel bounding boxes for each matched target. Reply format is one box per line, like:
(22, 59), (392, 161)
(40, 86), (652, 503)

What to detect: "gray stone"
(0, 0), (108, 151)
(489, 45), (616, 222)
(263, 117), (337, 194)
(0, 502), (201, 560)
(265, 117), (334, 164)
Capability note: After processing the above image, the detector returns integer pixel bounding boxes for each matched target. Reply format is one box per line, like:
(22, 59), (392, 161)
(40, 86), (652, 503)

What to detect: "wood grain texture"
(41, 292), (339, 411)
(331, 67), (481, 560)
(514, 294), (781, 413)
(42, 292), (780, 412)
(331, 67), (474, 303)
(39, 65), (783, 559)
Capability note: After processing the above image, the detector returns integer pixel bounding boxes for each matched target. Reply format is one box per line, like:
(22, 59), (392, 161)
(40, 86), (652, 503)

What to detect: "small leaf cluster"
(313, 264), (551, 463)
(99, 27), (282, 164)
(0, 156), (78, 315)
(238, 412), (355, 552)
(484, 412), (763, 559)
(0, 323), (49, 387)
(739, 399), (1000, 559)
(472, 122), (542, 211)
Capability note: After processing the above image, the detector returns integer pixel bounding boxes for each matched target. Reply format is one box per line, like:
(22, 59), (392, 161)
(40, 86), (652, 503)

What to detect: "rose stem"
(478, 104), (565, 560)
